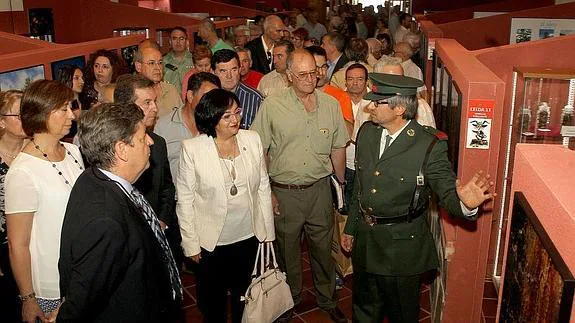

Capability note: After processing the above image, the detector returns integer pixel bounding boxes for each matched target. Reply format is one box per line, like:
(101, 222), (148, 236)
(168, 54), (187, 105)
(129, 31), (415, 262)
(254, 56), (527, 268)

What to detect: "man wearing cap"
(341, 73), (495, 322)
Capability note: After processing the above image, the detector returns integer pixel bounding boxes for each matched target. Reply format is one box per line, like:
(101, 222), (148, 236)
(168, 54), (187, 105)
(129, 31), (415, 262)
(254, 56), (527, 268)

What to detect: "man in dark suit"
(114, 74), (183, 268)
(321, 32), (349, 80)
(244, 14), (285, 74)
(58, 103), (182, 322)
(341, 74), (495, 323)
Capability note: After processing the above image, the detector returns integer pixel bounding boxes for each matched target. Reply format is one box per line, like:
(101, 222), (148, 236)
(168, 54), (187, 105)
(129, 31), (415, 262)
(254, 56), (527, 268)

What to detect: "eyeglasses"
(374, 100), (389, 107)
(317, 64), (329, 70)
(2, 114), (20, 119)
(143, 60), (163, 67)
(290, 69), (318, 80)
(221, 109), (242, 122)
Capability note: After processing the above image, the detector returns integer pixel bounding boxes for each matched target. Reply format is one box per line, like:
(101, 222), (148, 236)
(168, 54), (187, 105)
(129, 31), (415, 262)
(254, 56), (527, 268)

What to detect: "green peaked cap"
(364, 73), (424, 101)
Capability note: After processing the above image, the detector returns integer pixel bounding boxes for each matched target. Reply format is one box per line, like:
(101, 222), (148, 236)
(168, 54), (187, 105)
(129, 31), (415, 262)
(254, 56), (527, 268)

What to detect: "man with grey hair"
(374, 59), (436, 128)
(404, 31), (423, 68)
(394, 42), (426, 99)
(57, 103), (183, 322)
(366, 38), (383, 67)
(321, 32), (349, 80)
(251, 49), (348, 323)
(342, 73), (494, 323)
(198, 18), (234, 54)
(233, 24), (251, 47)
(236, 47), (263, 89)
(135, 47), (183, 118)
(245, 14), (286, 74)
(257, 39), (294, 97)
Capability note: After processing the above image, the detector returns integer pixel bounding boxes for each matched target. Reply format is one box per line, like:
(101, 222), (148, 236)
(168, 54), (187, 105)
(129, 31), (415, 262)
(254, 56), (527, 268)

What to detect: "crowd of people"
(0, 3), (496, 323)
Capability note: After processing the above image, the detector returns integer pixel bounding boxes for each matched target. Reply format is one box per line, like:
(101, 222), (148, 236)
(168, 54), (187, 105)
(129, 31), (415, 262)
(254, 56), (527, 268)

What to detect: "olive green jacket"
(343, 120), (473, 275)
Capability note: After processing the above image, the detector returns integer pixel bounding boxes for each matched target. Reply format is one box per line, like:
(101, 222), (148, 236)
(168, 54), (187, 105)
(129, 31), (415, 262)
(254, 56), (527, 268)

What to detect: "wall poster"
(510, 18), (575, 44)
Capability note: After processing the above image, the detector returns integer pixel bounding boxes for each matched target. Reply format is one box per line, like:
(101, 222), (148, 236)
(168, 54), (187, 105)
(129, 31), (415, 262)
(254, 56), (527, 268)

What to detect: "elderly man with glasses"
(135, 47), (183, 119)
(250, 49), (349, 323)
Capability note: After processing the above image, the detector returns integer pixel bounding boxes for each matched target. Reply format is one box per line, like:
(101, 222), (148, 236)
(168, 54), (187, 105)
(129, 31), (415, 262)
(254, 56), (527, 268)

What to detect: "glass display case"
(493, 67), (575, 285)
(515, 68), (575, 147)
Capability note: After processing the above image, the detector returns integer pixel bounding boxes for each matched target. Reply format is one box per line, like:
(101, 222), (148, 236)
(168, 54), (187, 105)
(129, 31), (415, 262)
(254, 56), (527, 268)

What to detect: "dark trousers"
(0, 244), (21, 323)
(272, 178), (336, 309)
(352, 271), (421, 323)
(197, 236), (258, 323)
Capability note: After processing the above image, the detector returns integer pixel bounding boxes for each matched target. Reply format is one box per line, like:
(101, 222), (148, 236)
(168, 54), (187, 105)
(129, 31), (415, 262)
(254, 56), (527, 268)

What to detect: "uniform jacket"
(344, 120), (472, 276)
(176, 130), (275, 257)
(58, 168), (178, 322)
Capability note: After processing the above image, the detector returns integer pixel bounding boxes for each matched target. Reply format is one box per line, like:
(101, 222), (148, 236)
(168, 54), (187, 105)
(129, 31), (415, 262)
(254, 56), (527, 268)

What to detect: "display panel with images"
(0, 65), (45, 91)
(510, 18), (575, 44)
(500, 192), (575, 322)
(51, 56), (86, 80)
(432, 56), (462, 172)
(121, 45), (139, 74)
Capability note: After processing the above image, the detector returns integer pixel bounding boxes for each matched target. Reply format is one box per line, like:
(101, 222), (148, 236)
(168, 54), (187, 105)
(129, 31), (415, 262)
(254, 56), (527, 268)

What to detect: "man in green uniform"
(163, 27), (194, 94)
(341, 73), (495, 323)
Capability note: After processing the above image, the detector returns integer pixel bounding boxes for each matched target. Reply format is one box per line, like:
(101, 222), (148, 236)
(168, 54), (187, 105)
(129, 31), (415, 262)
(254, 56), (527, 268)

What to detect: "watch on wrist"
(18, 292), (36, 302)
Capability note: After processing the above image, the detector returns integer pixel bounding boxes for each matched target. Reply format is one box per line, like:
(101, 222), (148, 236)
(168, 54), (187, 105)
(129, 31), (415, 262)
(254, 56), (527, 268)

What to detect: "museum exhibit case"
(493, 67), (575, 283)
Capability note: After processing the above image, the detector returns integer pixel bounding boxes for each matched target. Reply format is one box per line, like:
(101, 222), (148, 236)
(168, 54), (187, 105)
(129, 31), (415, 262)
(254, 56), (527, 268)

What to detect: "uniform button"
(410, 235), (414, 238)
(371, 188), (377, 193)
(400, 177), (404, 181)
(368, 207), (373, 212)
(374, 171), (380, 176)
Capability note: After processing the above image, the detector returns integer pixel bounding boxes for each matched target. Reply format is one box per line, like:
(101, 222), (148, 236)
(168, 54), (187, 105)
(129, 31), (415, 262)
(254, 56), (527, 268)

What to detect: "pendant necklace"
(214, 137), (238, 196)
(31, 139), (84, 187)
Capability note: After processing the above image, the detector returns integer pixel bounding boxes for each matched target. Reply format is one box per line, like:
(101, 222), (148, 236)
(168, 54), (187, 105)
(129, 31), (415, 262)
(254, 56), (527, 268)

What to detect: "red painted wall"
(439, 2), (575, 50)
(169, 0), (267, 17)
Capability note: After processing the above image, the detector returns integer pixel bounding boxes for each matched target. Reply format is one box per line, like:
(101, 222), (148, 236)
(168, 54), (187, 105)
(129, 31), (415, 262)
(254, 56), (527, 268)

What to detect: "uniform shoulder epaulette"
(422, 125), (448, 141)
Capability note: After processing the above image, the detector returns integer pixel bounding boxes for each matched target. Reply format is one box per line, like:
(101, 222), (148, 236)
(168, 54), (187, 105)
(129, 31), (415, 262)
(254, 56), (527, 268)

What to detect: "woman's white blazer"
(176, 129), (275, 256)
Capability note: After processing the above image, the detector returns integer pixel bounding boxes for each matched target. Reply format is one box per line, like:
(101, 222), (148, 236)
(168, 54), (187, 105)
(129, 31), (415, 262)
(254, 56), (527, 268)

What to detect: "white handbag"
(241, 242), (294, 323)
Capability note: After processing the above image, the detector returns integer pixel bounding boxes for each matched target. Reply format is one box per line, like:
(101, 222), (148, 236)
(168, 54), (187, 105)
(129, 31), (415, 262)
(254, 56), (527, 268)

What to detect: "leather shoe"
(323, 306), (347, 323)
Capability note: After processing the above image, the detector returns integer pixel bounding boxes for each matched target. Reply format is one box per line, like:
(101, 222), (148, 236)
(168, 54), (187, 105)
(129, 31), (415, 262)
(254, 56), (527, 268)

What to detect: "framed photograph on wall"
(0, 65), (45, 91)
(50, 56), (86, 81)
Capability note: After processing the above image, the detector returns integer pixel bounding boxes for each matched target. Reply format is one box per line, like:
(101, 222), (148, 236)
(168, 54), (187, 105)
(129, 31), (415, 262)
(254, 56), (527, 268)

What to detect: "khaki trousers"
(272, 178), (336, 309)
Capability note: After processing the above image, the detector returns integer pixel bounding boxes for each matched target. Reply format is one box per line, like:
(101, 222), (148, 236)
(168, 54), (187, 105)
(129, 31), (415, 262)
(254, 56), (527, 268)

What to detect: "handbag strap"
(266, 242), (279, 269)
(251, 243), (264, 277)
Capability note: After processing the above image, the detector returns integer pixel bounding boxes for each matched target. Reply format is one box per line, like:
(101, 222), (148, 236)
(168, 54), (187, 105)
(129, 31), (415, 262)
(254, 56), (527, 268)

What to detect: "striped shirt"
(235, 82), (263, 129)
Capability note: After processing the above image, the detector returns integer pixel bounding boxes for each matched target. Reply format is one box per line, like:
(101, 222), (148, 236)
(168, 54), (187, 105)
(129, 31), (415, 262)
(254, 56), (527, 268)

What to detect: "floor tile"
(181, 272), (196, 288)
(294, 289), (318, 314)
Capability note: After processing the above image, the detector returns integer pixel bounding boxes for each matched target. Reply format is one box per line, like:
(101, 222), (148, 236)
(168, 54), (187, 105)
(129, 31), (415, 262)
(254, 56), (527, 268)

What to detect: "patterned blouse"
(0, 158), (9, 245)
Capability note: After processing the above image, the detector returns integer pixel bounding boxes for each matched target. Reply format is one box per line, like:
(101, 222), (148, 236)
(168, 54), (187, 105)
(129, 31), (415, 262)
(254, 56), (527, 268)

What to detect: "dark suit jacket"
(58, 168), (178, 322)
(134, 132), (182, 264)
(330, 54), (349, 80)
(344, 121), (473, 276)
(245, 36), (271, 75)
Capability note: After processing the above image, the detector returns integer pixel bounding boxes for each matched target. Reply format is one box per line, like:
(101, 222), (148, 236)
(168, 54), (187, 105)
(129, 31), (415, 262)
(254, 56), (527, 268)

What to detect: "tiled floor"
(182, 251), (433, 322)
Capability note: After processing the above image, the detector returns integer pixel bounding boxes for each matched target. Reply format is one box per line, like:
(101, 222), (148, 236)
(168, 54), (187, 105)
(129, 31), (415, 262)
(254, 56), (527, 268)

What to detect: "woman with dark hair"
(56, 65), (84, 141)
(5, 80), (84, 323)
(80, 49), (127, 109)
(176, 88), (275, 323)
(0, 90), (27, 323)
(291, 27), (309, 49)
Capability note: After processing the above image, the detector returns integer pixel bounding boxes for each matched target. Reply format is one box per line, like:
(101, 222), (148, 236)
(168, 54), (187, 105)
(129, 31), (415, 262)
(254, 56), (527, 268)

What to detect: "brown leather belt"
(270, 179), (320, 190)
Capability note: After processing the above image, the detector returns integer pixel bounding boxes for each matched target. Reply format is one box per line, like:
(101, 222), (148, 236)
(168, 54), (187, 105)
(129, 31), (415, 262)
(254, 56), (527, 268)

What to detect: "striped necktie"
(130, 188), (182, 300)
